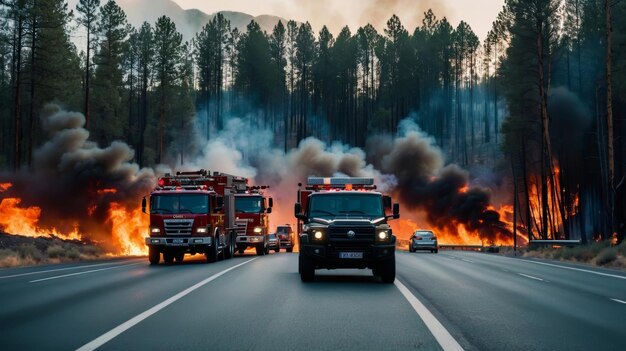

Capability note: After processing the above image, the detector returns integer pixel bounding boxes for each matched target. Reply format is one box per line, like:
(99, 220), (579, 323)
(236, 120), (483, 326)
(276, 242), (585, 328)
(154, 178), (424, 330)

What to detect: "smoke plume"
(0, 104), (155, 251)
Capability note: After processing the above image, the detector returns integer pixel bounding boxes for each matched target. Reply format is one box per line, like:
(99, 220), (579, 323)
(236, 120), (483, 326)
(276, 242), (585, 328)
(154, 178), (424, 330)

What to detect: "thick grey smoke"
(0, 104), (155, 250)
(181, 114), (510, 243)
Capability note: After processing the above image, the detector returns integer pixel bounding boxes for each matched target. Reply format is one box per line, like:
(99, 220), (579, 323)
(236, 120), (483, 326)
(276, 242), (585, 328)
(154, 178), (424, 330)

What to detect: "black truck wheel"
(378, 256), (396, 284)
(206, 236), (218, 263)
(286, 248), (293, 253)
(299, 254), (315, 282)
(148, 246), (160, 265)
(174, 253), (184, 262)
(224, 233), (233, 259)
(163, 251), (174, 264)
(256, 246), (265, 256)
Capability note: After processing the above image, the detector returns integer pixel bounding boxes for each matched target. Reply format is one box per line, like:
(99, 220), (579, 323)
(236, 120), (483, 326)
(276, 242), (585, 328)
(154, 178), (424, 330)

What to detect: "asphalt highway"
(0, 250), (624, 350)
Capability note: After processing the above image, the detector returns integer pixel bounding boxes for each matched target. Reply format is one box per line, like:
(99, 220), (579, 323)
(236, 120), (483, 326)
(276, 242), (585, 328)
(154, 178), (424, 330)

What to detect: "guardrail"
(529, 239), (582, 247)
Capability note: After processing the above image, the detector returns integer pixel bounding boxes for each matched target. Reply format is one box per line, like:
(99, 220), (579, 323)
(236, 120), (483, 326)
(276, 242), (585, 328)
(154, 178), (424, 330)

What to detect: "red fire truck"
(232, 185), (274, 256)
(142, 170), (246, 264)
(294, 177), (399, 283)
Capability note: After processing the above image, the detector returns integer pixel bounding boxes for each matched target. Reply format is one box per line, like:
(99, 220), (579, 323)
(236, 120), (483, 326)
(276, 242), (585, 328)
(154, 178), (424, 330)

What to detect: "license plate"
(339, 252), (363, 259)
(172, 239), (184, 244)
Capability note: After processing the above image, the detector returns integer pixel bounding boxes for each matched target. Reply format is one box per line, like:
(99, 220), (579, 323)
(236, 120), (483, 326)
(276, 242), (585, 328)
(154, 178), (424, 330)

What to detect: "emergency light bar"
(307, 177), (374, 186)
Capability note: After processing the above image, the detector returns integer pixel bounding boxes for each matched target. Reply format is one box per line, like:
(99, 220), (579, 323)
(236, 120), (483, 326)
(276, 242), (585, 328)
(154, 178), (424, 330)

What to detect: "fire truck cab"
(294, 177), (400, 283)
(142, 170), (241, 264)
(232, 185), (274, 256)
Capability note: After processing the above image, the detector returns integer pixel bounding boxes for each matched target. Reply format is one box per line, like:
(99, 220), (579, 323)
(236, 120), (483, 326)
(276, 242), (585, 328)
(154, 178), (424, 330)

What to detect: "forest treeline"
(0, 0), (625, 243)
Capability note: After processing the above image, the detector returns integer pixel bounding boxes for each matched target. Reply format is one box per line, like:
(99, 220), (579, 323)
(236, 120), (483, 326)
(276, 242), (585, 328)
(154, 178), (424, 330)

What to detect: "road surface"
(1, 250), (625, 350)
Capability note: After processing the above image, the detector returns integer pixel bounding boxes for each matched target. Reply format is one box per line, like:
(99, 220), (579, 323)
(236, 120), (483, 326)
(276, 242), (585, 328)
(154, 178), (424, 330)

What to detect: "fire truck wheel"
(275, 248), (280, 253)
(256, 246), (265, 256)
(238, 249), (245, 255)
(378, 256), (396, 284)
(286, 248), (293, 253)
(163, 252), (174, 264)
(299, 254), (315, 282)
(224, 233), (233, 259)
(174, 253), (184, 262)
(206, 241), (218, 263)
(148, 247), (160, 265)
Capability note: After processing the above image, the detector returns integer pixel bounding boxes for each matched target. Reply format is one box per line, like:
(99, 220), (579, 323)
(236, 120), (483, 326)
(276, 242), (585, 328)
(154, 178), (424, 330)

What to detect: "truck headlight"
(378, 230), (388, 240)
(254, 227), (262, 233)
(314, 230), (323, 240)
(196, 227), (208, 234)
(150, 227), (160, 234)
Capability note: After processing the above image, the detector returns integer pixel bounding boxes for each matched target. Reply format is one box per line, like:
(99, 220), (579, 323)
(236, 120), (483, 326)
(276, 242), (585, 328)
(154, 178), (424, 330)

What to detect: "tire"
(299, 254), (315, 282)
(238, 249), (245, 255)
(163, 251), (174, 264)
(286, 248), (293, 253)
(275, 248), (280, 253)
(264, 246), (269, 255)
(206, 236), (218, 263)
(174, 253), (184, 262)
(409, 246), (414, 253)
(256, 246), (265, 256)
(224, 233), (234, 259)
(434, 249), (439, 254)
(148, 246), (160, 265)
(378, 256), (396, 284)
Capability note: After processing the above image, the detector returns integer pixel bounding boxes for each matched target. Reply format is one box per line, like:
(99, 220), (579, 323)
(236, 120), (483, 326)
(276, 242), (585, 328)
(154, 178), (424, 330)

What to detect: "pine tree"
(75, 0), (100, 129)
(92, 0), (129, 143)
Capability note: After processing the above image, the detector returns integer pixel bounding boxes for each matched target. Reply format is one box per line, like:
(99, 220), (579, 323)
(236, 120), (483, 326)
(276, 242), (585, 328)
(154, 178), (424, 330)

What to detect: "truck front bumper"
(236, 236), (264, 245)
(300, 243), (395, 269)
(145, 237), (212, 247)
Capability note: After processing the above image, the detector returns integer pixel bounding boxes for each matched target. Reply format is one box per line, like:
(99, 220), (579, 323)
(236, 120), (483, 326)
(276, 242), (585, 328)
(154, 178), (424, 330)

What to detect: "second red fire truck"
(142, 170), (273, 264)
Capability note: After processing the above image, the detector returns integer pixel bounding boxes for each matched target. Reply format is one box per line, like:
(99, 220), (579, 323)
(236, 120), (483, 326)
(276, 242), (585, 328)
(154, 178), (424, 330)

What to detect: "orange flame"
(391, 204), (526, 246)
(0, 197), (82, 240)
(108, 203), (148, 255)
(0, 182), (148, 255)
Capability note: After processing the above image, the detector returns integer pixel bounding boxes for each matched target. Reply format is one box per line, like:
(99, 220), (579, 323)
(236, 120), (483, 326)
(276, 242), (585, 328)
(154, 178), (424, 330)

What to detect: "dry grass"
(0, 233), (107, 268)
(517, 241), (626, 271)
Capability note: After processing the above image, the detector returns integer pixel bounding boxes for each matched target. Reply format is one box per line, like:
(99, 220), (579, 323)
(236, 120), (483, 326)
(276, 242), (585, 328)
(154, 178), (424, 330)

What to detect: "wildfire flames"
(0, 182), (148, 255)
(391, 204), (525, 246)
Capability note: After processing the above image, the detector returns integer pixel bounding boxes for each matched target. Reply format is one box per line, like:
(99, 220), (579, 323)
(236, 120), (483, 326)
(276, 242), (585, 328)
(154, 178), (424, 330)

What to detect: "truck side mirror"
(268, 197), (273, 208)
(393, 203), (400, 219)
(141, 197), (147, 214)
(295, 202), (307, 222)
(383, 196), (392, 209)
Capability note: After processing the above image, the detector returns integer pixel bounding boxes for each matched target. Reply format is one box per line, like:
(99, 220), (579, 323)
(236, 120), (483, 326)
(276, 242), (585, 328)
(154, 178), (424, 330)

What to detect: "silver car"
(409, 230), (438, 253)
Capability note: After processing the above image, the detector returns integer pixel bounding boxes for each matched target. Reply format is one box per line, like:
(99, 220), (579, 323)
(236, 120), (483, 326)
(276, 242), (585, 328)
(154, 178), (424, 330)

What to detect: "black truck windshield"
(235, 196), (263, 213)
(308, 193), (383, 219)
(150, 194), (209, 214)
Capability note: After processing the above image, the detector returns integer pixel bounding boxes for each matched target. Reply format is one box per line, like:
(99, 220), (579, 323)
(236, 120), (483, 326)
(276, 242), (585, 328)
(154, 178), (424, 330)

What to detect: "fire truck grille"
(328, 226), (375, 243)
(164, 219), (194, 236)
(234, 219), (248, 236)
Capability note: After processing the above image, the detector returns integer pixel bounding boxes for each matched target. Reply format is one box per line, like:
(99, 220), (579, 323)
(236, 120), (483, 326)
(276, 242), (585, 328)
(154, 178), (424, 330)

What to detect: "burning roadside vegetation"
(1, 104), (520, 266)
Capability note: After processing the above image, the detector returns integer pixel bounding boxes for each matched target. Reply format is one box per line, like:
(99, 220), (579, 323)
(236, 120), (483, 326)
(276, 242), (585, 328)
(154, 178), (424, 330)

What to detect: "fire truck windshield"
(150, 194), (209, 214)
(235, 196), (263, 213)
(308, 193), (383, 219)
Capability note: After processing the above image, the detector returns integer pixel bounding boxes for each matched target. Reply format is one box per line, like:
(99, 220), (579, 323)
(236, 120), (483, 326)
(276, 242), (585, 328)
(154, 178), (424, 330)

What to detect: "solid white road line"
(395, 279), (464, 351)
(461, 258), (474, 263)
(0, 261), (139, 280)
(610, 298), (626, 305)
(29, 263), (143, 283)
(517, 273), (545, 282)
(75, 258), (257, 351)
(523, 259), (626, 280)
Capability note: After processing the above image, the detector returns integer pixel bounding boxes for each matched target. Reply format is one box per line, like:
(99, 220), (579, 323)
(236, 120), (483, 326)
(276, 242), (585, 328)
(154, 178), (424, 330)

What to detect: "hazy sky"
(173, 0), (505, 40)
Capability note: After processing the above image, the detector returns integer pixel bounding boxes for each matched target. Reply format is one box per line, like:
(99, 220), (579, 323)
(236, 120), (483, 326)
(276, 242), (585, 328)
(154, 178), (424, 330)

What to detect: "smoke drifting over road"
(0, 104), (155, 251)
(183, 116), (508, 243)
(1, 104), (510, 249)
